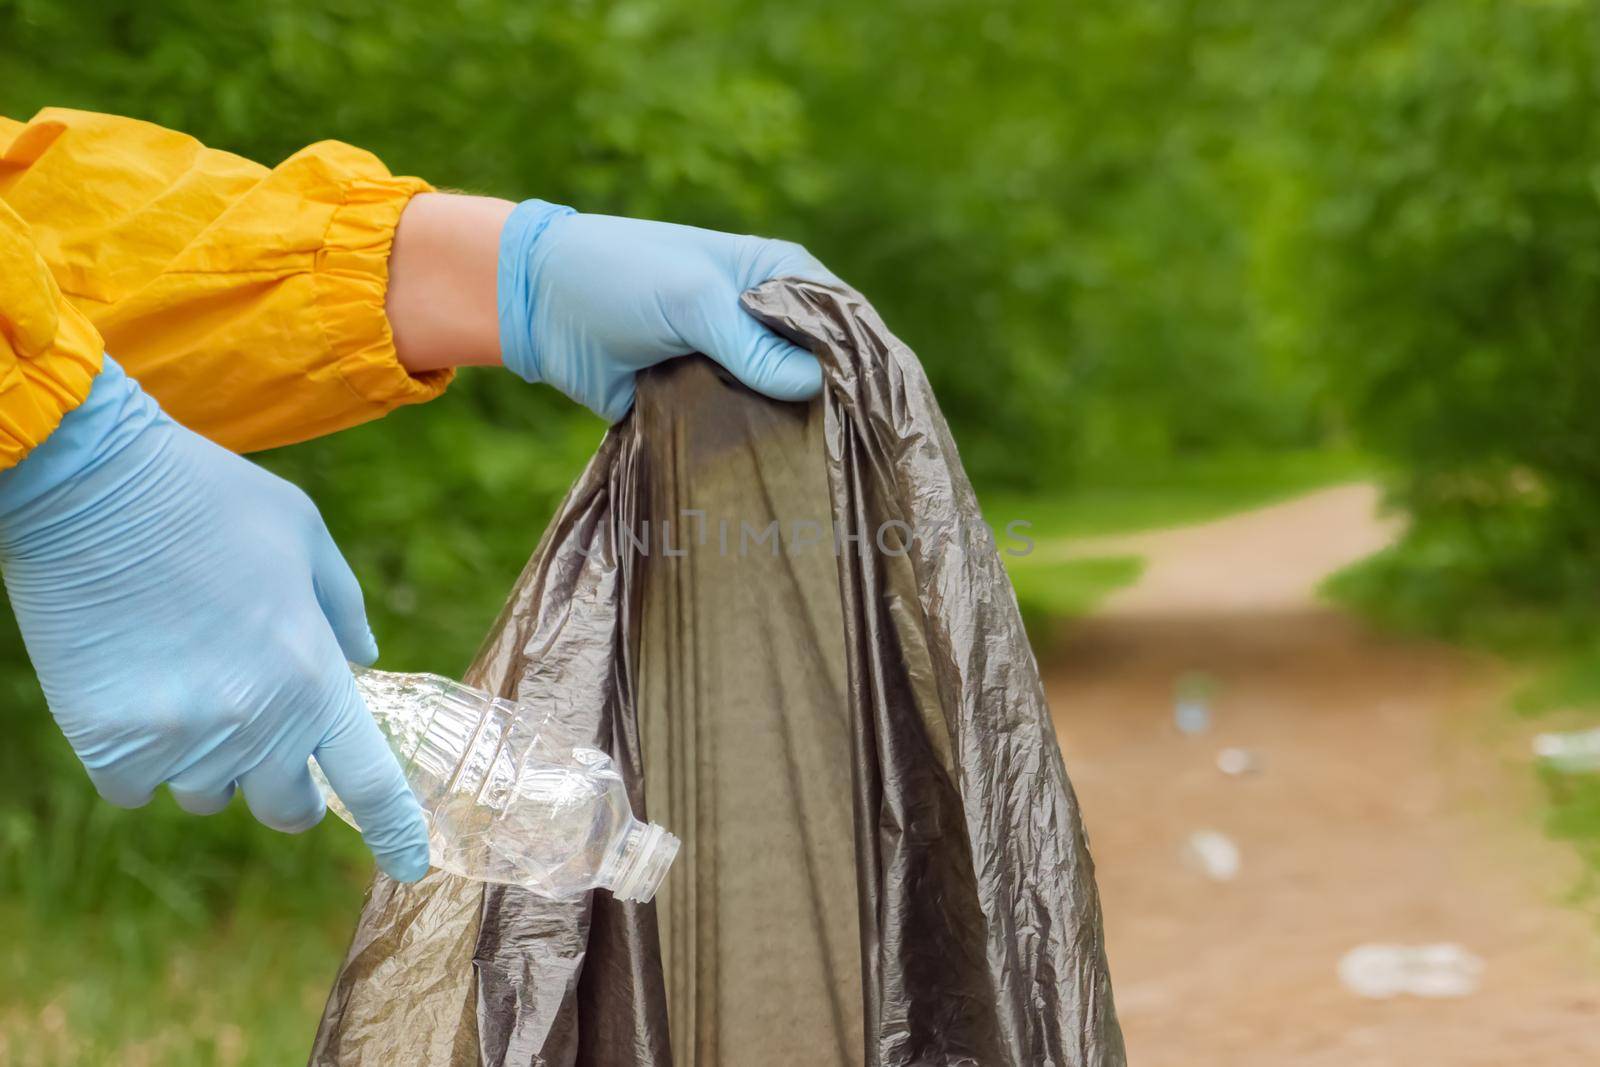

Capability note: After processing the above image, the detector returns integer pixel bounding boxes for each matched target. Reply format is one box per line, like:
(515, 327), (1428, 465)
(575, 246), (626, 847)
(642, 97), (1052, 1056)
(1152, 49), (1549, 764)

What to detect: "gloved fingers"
(84, 766), (155, 810)
(167, 777), (237, 816)
(738, 237), (845, 290)
(238, 751), (327, 834)
(596, 378), (638, 424)
(308, 523), (379, 666)
(685, 294), (823, 403)
(313, 676), (430, 882)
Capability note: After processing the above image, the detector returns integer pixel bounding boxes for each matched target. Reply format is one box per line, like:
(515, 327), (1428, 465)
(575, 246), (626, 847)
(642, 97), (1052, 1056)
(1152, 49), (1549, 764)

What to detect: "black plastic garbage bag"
(310, 281), (1123, 1066)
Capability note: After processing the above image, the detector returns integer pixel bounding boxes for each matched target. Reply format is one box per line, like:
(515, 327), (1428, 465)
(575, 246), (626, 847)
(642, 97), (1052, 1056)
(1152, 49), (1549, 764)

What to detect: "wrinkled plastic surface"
(310, 281), (1124, 1066)
(311, 668), (680, 902)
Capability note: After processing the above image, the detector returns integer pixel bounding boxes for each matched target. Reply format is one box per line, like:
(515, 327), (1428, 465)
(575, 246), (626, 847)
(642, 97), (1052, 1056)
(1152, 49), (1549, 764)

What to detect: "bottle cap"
(608, 823), (681, 903)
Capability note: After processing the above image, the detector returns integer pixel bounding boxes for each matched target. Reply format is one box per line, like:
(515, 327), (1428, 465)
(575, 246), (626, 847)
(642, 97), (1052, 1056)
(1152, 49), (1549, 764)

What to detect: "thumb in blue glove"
(0, 357), (430, 882)
(498, 201), (843, 422)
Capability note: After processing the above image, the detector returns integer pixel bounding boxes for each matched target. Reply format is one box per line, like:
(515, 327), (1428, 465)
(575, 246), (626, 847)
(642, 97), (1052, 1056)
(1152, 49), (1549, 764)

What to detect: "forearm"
(393, 189), (833, 422)
(3, 109), (448, 453)
(387, 192), (516, 374)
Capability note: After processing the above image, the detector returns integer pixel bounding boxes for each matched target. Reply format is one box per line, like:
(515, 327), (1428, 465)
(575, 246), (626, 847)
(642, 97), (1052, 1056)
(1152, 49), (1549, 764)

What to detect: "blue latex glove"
(0, 358), (429, 882)
(498, 201), (842, 421)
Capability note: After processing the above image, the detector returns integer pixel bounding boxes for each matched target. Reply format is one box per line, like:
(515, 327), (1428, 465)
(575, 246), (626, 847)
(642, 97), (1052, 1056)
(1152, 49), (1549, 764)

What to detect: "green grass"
(1006, 555), (1147, 647)
(0, 786), (371, 1066)
(981, 448), (1373, 544)
(0, 623), (386, 1065)
(1507, 665), (1600, 903)
(987, 448), (1373, 644)
(0, 896), (362, 1067)
(1539, 762), (1600, 904)
(1478, 656), (1600, 907)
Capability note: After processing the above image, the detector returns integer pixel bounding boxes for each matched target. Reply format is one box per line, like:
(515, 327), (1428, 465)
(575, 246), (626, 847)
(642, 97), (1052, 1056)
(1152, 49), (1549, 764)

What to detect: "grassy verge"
(981, 448), (1372, 543)
(0, 897), (362, 1067)
(0, 787), (370, 1066)
(988, 448), (1372, 643)
(1006, 555), (1147, 647)
(1325, 525), (1600, 905)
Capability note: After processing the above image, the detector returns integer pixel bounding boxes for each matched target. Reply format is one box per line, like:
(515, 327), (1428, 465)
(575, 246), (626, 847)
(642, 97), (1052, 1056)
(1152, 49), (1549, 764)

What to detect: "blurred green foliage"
(1283, 1), (1600, 652)
(1302, 15), (1600, 928)
(4, 0), (1600, 1060)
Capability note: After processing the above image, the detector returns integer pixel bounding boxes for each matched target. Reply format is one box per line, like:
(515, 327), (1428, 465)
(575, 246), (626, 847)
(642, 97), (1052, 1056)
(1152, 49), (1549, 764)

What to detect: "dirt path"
(1044, 483), (1600, 1066)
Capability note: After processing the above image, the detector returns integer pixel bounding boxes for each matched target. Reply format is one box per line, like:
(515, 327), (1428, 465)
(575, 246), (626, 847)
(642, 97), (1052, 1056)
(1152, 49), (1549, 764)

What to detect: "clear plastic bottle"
(311, 666), (679, 903)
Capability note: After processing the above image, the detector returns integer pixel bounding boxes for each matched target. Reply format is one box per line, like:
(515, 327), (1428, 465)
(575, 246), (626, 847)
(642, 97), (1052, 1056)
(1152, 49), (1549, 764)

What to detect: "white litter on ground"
(1337, 943), (1484, 999)
(1182, 830), (1241, 882)
(1215, 747), (1261, 776)
(1532, 728), (1600, 773)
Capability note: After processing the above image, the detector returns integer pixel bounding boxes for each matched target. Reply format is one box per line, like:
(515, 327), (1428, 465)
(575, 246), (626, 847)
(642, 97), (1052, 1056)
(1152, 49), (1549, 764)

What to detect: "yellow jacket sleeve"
(0, 196), (104, 470)
(0, 108), (451, 460)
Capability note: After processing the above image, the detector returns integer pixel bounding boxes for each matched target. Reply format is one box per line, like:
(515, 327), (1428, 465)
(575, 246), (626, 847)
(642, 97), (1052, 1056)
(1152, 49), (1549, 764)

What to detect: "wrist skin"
(386, 192), (516, 374)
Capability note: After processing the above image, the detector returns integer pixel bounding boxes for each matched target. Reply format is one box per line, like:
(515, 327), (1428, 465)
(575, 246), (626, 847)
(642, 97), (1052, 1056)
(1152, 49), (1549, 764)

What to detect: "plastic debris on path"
(1174, 672), (1216, 735)
(1182, 830), (1241, 882)
(1533, 728), (1600, 773)
(1337, 943), (1484, 999)
(1215, 747), (1261, 776)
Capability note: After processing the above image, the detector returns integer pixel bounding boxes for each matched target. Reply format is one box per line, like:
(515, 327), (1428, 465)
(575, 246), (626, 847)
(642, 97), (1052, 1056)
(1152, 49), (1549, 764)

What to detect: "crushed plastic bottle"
(1532, 728), (1600, 773)
(311, 666), (680, 902)
(1337, 943), (1483, 999)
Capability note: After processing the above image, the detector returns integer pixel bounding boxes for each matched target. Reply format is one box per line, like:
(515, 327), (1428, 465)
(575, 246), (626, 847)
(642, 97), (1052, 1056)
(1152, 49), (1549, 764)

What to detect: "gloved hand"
(0, 358), (429, 882)
(497, 201), (842, 421)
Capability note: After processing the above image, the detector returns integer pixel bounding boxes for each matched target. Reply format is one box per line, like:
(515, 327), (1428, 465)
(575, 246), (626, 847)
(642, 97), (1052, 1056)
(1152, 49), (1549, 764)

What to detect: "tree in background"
(1269, 0), (1600, 646)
